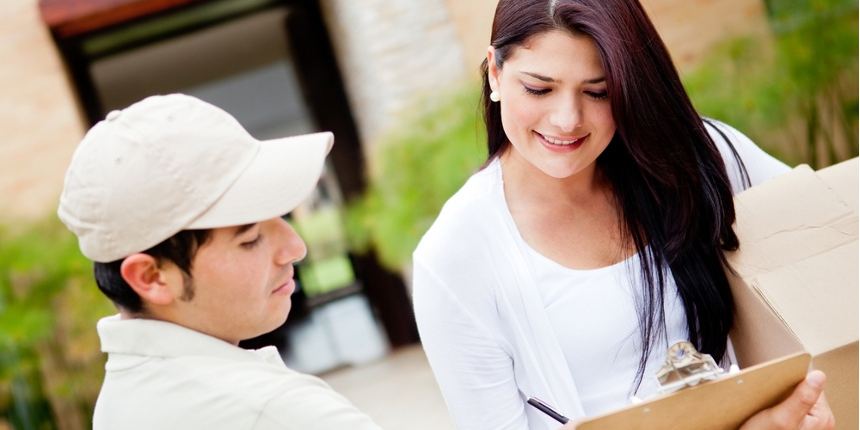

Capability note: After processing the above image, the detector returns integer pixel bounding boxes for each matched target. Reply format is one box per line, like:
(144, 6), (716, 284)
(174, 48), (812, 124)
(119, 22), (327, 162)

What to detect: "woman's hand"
(740, 370), (835, 430)
(558, 418), (582, 429)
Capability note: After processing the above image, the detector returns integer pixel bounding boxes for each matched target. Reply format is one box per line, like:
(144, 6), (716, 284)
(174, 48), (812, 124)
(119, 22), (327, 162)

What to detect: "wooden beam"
(39, 0), (207, 37)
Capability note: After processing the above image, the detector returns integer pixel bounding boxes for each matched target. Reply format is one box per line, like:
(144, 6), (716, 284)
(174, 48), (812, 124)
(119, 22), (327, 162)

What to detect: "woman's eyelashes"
(523, 85), (551, 96)
(521, 85), (609, 100)
(586, 91), (609, 100)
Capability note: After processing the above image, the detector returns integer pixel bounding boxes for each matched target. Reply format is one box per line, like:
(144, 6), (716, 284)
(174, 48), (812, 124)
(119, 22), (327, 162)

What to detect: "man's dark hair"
(93, 229), (212, 313)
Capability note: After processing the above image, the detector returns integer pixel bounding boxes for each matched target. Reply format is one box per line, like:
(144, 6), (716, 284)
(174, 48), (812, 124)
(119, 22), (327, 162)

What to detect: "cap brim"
(187, 131), (333, 229)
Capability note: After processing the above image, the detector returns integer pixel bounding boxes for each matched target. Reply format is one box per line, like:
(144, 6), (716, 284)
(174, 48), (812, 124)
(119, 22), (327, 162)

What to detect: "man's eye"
(240, 234), (262, 249)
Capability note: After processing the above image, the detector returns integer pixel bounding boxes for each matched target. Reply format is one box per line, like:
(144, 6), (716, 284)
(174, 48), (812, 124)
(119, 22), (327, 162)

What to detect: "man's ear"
(120, 254), (174, 306)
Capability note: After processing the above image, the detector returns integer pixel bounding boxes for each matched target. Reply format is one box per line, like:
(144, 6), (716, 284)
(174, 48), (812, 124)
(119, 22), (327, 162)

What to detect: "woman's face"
(487, 30), (616, 180)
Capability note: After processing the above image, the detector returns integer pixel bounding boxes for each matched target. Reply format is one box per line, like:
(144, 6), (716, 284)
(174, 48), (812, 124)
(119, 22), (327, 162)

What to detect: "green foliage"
(291, 208), (357, 296)
(685, 0), (858, 167)
(0, 217), (114, 429)
(344, 85), (487, 272)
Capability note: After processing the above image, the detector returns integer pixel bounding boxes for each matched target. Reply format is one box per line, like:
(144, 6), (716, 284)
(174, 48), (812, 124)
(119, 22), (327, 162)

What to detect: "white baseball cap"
(58, 93), (334, 263)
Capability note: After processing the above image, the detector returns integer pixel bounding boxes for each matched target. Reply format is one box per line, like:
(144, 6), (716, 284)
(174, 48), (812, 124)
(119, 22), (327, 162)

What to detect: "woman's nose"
(549, 97), (581, 133)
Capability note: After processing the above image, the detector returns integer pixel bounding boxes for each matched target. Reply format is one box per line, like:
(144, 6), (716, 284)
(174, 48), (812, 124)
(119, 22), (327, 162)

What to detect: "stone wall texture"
(319, 0), (468, 160)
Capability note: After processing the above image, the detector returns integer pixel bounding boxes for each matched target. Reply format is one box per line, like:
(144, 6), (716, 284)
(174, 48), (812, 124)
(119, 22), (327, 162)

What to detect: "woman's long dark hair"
(482, 0), (743, 389)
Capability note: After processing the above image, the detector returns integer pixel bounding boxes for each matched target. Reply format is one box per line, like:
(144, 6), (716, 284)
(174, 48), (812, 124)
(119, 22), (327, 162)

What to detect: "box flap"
(752, 241), (859, 357)
(816, 157), (859, 213)
(728, 165), (857, 279)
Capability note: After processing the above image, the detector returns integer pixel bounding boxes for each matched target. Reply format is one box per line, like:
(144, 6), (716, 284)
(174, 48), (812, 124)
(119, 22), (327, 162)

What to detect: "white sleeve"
(704, 119), (791, 195)
(252, 370), (384, 430)
(412, 257), (530, 430)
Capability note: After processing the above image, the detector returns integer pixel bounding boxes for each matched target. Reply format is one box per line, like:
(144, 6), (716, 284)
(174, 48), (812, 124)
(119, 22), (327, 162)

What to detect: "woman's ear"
(120, 254), (174, 306)
(487, 45), (501, 92)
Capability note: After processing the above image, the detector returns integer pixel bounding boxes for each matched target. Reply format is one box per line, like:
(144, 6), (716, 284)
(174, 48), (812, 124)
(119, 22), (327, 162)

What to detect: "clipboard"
(576, 352), (811, 430)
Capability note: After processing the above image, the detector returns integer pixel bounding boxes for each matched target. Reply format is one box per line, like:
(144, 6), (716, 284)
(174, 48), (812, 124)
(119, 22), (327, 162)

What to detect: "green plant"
(684, 0), (858, 168)
(0, 217), (114, 430)
(291, 208), (356, 296)
(344, 85), (487, 272)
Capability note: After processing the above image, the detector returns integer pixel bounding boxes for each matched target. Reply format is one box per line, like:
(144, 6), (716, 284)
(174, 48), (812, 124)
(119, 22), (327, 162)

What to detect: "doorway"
(40, 0), (419, 373)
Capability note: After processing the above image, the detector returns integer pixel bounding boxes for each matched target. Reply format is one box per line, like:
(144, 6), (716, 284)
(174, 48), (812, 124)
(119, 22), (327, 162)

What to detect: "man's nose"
(274, 218), (307, 265)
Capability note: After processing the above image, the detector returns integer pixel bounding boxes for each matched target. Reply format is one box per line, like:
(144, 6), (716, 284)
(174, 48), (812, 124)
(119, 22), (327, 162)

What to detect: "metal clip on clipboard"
(654, 341), (725, 394)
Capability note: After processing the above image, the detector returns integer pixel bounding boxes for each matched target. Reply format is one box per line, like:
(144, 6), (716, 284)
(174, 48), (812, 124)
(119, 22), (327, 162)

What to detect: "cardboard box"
(726, 157), (859, 429)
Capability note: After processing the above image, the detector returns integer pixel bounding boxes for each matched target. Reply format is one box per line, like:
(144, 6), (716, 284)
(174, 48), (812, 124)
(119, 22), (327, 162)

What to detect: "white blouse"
(527, 245), (689, 416)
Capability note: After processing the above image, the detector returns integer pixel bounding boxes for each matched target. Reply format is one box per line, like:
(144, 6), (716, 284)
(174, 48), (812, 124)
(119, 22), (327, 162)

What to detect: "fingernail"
(806, 371), (826, 388)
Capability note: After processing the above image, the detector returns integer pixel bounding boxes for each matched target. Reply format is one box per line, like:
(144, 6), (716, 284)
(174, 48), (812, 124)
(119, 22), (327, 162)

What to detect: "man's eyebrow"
(520, 71), (606, 85)
(232, 223), (257, 238)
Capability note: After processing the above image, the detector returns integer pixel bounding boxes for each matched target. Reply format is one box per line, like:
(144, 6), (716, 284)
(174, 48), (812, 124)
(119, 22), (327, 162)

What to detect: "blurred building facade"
(3, 0), (768, 221)
(2, 0), (769, 372)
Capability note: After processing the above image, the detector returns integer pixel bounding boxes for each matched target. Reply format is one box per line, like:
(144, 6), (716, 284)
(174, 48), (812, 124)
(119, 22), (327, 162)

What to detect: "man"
(58, 93), (383, 429)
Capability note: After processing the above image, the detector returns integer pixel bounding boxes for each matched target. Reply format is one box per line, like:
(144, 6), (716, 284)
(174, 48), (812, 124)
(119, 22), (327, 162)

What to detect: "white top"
(93, 314), (382, 430)
(529, 246), (689, 416)
(412, 120), (789, 430)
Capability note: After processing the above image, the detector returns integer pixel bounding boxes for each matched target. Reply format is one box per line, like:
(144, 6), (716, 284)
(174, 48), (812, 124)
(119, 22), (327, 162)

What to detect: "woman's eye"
(523, 86), (551, 96)
(586, 91), (608, 100)
(240, 234), (262, 249)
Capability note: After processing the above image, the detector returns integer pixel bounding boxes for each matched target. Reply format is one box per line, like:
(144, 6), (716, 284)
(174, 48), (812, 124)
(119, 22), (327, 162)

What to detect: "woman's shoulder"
(703, 118), (791, 193)
(414, 161), (502, 259)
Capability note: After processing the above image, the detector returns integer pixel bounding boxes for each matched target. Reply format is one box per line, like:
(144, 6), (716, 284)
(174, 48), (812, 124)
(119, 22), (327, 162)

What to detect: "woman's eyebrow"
(520, 71), (605, 85)
(521, 71), (556, 82)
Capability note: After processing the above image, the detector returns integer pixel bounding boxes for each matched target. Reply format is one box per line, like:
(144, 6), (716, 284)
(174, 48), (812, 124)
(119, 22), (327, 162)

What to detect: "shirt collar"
(97, 314), (283, 365)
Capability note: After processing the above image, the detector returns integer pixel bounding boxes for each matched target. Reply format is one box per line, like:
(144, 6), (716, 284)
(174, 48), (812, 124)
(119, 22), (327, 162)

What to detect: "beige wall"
(641, 0), (769, 72)
(444, 0), (769, 75)
(444, 0), (499, 75)
(1, 0), (85, 221)
(0, 0), (768, 222)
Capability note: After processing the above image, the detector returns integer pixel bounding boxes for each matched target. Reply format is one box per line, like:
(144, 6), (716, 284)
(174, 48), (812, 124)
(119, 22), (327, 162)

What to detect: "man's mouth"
(272, 279), (295, 296)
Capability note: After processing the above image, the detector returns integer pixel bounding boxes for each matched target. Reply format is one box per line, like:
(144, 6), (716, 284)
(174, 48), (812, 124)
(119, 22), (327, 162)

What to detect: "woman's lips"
(536, 131), (588, 151)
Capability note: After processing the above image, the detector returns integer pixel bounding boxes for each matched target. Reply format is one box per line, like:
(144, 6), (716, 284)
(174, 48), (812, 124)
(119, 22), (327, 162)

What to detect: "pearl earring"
(490, 90), (501, 102)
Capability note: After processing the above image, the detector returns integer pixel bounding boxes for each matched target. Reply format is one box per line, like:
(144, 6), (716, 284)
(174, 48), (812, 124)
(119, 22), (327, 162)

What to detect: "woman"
(412, 1), (834, 429)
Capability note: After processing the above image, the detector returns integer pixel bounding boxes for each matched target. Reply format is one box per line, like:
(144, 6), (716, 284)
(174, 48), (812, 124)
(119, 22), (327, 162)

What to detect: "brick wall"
(0, 0), (84, 221)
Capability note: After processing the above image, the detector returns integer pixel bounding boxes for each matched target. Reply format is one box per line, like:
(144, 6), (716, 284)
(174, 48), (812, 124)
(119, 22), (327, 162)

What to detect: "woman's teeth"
(542, 134), (582, 145)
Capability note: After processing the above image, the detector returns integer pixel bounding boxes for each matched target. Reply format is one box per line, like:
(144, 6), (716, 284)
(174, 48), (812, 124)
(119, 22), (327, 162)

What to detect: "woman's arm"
(705, 119), (791, 193)
(413, 258), (532, 430)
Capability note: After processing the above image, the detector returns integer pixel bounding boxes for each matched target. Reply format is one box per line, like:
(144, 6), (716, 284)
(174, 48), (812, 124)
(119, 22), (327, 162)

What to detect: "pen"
(527, 397), (569, 424)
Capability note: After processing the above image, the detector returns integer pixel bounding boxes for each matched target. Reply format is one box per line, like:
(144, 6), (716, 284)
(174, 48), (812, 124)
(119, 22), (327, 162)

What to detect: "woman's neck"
(497, 147), (632, 269)
(498, 148), (607, 207)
